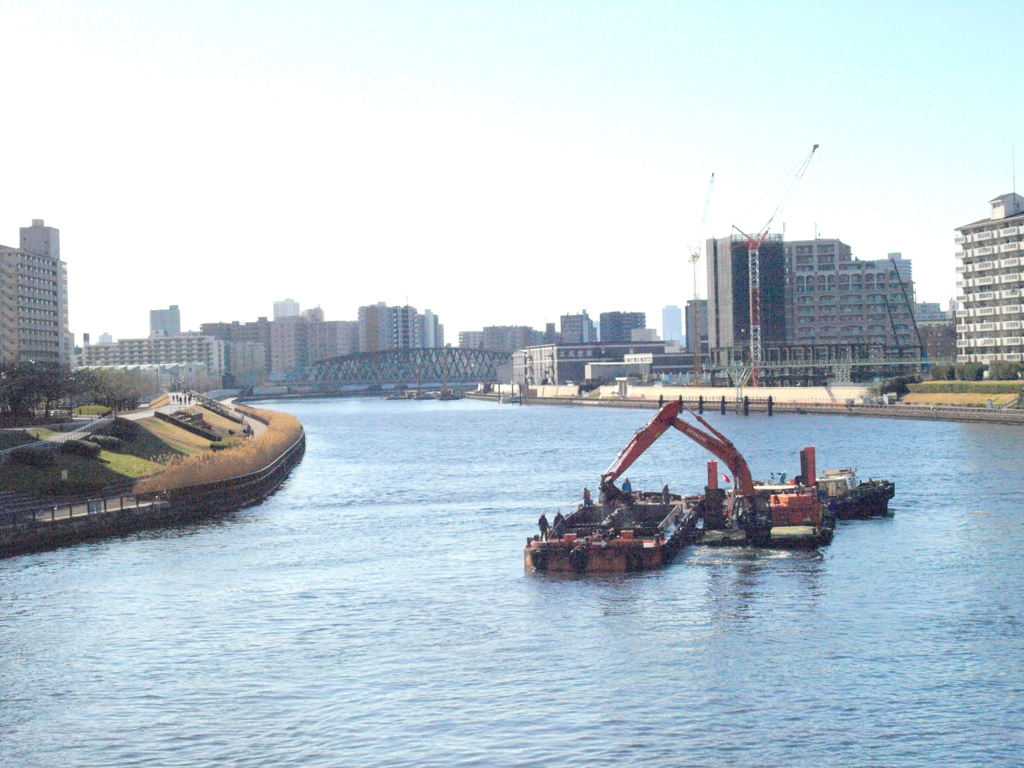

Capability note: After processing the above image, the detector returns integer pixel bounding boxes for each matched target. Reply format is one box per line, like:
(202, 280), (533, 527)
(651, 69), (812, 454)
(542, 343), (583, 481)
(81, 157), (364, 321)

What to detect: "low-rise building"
(81, 334), (224, 376)
(514, 341), (686, 385)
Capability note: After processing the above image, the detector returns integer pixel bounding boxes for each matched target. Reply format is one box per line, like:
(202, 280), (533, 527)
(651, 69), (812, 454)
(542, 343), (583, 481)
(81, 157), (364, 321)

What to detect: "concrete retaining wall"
(0, 432), (306, 559)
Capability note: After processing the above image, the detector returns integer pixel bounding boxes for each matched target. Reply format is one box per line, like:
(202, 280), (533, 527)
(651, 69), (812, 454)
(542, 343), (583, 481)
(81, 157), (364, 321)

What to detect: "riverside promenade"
(0, 396), (303, 558)
(469, 386), (1024, 426)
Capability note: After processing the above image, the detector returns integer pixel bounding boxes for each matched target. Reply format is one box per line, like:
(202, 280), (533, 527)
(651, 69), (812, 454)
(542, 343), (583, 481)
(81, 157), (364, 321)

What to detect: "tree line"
(0, 363), (161, 421)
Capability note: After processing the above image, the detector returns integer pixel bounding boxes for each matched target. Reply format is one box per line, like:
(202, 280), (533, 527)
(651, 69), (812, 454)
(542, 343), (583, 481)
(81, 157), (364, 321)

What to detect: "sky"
(1, 0), (1022, 342)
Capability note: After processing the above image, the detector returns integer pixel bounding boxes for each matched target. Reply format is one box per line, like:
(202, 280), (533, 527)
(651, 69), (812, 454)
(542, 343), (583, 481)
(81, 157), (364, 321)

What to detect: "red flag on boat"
(722, 474), (731, 482)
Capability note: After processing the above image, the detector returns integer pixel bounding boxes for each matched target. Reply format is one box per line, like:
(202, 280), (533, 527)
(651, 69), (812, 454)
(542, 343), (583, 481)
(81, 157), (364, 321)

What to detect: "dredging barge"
(525, 399), (881, 574)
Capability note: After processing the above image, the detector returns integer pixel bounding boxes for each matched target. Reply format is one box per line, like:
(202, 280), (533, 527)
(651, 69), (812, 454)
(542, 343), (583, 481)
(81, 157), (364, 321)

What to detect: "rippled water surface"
(2, 398), (1023, 767)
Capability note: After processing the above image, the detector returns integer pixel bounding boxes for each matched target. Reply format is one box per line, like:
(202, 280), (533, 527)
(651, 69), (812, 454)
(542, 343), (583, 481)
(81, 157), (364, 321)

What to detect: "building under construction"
(706, 234), (923, 383)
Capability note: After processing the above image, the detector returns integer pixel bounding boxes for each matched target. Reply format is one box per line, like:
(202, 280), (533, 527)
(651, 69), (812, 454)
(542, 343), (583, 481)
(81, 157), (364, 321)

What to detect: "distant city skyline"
(2, 2), (1019, 343)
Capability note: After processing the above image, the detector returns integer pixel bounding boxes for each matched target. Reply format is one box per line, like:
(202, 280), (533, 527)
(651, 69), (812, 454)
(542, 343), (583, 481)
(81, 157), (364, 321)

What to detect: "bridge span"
(306, 348), (512, 387)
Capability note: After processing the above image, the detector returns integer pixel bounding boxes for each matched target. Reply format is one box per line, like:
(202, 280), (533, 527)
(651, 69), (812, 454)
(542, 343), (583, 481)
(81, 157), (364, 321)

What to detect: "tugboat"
(816, 469), (895, 519)
(525, 400), (835, 573)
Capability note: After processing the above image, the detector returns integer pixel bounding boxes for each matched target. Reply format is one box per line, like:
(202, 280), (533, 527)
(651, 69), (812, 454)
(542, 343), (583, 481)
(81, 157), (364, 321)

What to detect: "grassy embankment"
(0, 403), (300, 497)
(903, 381), (1023, 407)
(134, 405), (302, 492)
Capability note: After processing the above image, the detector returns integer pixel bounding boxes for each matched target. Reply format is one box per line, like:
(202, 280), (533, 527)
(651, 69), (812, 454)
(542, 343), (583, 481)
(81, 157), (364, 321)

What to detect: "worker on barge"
(538, 512), (550, 540)
(583, 487), (593, 507)
(552, 510), (565, 539)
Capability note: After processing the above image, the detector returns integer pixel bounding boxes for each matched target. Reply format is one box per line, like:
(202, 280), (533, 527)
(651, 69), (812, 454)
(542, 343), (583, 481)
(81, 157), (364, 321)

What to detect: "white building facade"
(954, 193), (1024, 363)
(82, 334), (224, 376)
(0, 219), (72, 365)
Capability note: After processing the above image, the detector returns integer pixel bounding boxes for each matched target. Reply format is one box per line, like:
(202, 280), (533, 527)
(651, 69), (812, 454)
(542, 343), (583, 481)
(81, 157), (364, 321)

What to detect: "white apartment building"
(82, 334), (224, 376)
(273, 298), (300, 319)
(0, 219), (72, 365)
(954, 192), (1024, 362)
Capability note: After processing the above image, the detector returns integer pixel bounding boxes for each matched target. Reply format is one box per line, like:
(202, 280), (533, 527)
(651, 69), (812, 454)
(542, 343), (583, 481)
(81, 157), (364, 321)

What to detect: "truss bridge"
(307, 348), (512, 387)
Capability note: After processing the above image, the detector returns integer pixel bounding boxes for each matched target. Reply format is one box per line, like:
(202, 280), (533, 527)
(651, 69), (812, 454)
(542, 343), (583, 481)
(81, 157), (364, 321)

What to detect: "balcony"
(996, 226), (1019, 238)
(1001, 241), (1021, 253)
(977, 307), (996, 315)
(975, 231), (994, 241)
(955, 234), (966, 243)
(1001, 257), (1021, 268)
(976, 246), (995, 256)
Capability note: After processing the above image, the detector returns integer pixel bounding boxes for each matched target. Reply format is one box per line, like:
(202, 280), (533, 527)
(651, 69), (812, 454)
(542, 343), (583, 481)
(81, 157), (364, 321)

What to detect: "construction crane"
(733, 144), (818, 386)
(889, 255), (926, 362)
(687, 173), (714, 383)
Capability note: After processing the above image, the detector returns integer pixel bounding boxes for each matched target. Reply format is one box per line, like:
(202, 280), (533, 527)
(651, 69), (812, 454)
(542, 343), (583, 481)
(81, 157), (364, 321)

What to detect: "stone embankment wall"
(0, 427), (305, 559)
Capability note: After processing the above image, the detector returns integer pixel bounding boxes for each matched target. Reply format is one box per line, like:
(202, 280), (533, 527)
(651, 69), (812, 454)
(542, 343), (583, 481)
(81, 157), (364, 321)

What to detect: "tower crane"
(733, 144), (818, 386)
(687, 173), (714, 383)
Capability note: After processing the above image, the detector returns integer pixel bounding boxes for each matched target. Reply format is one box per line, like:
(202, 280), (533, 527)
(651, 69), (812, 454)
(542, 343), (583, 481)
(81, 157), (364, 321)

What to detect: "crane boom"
(733, 144), (818, 386)
(600, 400), (754, 495)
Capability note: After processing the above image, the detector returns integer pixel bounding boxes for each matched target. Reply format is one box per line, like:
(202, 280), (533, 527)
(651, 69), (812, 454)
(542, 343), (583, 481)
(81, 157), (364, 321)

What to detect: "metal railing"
(0, 414), (115, 464)
(0, 493), (168, 530)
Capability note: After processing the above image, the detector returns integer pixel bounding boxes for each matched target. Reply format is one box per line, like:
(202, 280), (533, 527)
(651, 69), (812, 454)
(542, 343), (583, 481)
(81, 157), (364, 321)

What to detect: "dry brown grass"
(902, 392), (1017, 407)
(134, 406), (303, 492)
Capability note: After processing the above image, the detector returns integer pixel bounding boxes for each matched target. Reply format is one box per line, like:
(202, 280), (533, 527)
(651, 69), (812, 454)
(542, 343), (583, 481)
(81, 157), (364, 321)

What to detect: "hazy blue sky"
(1, 1), (1021, 341)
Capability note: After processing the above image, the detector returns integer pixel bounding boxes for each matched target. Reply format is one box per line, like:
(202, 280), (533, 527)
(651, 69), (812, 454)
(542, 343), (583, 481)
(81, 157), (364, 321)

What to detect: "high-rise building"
(150, 305), (181, 337)
(954, 192), (1024, 363)
(273, 298), (300, 319)
(0, 219), (71, 365)
(357, 302), (444, 353)
(785, 239), (915, 350)
(706, 234), (786, 355)
(201, 317), (273, 372)
(662, 305), (683, 343)
(559, 311), (595, 345)
(598, 312), (646, 343)
(481, 326), (543, 352)
(684, 299), (708, 354)
(459, 331), (484, 349)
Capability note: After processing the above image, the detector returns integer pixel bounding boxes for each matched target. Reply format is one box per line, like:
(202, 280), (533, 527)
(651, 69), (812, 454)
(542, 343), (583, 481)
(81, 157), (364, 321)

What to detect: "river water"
(1, 398), (1022, 767)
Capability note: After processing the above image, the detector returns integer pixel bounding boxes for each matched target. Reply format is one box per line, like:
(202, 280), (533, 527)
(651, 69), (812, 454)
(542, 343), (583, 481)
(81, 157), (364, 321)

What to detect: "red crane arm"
(599, 401), (755, 495)
(668, 417), (754, 495)
(600, 401), (683, 484)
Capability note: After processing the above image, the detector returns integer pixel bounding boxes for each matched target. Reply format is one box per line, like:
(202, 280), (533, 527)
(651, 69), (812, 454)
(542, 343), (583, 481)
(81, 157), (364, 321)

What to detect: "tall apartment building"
(662, 305), (683, 343)
(706, 234), (786, 354)
(0, 219), (71, 365)
(268, 313), (358, 379)
(459, 331), (484, 349)
(150, 305), (181, 337)
(201, 317), (273, 371)
(357, 302), (444, 353)
(599, 311), (646, 343)
(482, 326), (543, 352)
(684, 299), (708, 354)
(559, 311), (595, 345)
(273, 298), (300, 319)
(954, 192), (1024, 362)
(82, 334), (224, 376)
(785, 240), (916, 349)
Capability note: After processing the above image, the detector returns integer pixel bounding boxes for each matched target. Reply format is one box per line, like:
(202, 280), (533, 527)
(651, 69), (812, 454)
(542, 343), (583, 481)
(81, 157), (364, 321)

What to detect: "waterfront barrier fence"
(482, 393), (1024, 425)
